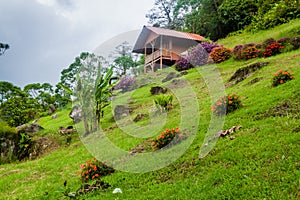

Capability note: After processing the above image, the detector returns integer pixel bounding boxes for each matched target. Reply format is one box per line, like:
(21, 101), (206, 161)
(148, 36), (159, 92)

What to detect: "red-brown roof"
(145, 26), (205, 41)
(133, 26), (205, 54)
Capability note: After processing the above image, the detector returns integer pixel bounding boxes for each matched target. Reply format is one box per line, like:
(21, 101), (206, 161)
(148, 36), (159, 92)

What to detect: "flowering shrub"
(272, 70), (295, 86)
(200, 41), (220, 53)
(187, 44), (210, 66)
(175, 56), (192, 71)
(263, 42), (284, 57)
(212, 94), (243, 116)
(210, 46), (232, 63)
(151, 127), (187, 149)
(239, 46), (261, 60)
(262, 38), (277, 48)
(113, 76), (135, 92)
(233, 44), (244, 56)
(79, 158), (115, 182)
(154, 94), (174, 112)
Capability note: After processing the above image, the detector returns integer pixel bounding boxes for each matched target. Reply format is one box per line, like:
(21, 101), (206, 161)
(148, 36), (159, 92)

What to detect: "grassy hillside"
(1, 20), (300, 199)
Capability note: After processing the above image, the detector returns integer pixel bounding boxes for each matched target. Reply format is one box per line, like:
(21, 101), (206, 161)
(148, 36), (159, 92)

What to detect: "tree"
(62, 52), (116, 135)
(181, 0), (225, 40)
(0, 43), (9, 56)
(113, 56), (137, 76)
(0, 81), (22, 105)
(24, 83), (42, 99)
(0, 96), (40, 127)
(111, 41), (138, 76)
(146, 0), (185, 30)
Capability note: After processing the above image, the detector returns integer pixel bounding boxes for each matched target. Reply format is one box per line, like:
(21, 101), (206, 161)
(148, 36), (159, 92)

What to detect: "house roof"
(133, 26), (205, 54)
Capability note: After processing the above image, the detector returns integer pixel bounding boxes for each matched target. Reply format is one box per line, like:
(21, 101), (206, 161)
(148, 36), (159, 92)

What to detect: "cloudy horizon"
(0, 0), (154, 88)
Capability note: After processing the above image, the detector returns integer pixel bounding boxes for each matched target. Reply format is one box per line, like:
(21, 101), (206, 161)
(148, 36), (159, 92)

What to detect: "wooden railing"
(145, 49), (179, 64)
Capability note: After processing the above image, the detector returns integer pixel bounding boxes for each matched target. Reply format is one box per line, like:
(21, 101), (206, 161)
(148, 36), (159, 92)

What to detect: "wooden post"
(160, 36), (163, 70)
(144, 44), (147, 73)
(151, 40), (155, 72)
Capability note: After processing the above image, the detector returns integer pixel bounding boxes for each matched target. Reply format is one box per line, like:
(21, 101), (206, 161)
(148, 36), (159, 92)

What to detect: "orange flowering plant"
(212, 94), (243, 116)
(151, 127), (187, 149)
(272, 70), (295, 86)
(79, 158), (114, 182)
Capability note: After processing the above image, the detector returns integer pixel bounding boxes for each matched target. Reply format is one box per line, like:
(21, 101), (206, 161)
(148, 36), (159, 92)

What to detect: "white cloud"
(0, 0), (155, 87)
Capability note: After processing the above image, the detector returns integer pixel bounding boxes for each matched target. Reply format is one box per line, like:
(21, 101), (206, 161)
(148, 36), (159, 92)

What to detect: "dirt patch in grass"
(228, 62), (269, 86)
(30, 136), (61, 159)
(256, 101), (300, 120)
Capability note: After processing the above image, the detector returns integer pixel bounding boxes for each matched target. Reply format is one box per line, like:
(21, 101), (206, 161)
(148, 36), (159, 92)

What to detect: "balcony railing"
(145, 49), (179, 64)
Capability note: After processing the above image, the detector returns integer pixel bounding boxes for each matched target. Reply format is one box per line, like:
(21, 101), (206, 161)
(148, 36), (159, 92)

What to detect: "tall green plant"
(154, 94), (174, 112)
(95, 66), (117, 128)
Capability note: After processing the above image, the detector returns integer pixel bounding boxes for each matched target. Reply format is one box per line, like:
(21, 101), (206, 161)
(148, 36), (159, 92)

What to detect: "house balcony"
(145, 49), (180, 66)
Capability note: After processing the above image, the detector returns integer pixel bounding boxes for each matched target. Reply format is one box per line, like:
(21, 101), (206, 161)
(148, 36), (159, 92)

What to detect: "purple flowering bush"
(175, 56), (192, 71)
(187, 44), (210, 67)
(200, 42), (220, 53)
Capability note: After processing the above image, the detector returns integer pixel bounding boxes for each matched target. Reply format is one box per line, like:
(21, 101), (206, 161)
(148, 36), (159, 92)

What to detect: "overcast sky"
(0, 0), (155, 88)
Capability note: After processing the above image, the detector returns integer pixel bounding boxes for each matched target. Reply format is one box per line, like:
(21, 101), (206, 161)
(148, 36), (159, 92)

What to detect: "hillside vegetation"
(1, 20), (300, 199)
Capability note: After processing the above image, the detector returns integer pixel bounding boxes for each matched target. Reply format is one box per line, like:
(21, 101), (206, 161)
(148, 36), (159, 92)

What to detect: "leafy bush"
(154, 94), (174, 112)
(79, 158), (115, 182)
(113, 76), (135, 93)
(263, 42), (284, 57)
(212, 94), (243, 116)
(175, 56), (192, 71)
(151, 127), (187, 149)
(0, 122), (33, 163)
(210, 46), (232, 63)
(272, 70), (295, 87)
(278, 38), (294, 53)
(290, 37), (300, 50)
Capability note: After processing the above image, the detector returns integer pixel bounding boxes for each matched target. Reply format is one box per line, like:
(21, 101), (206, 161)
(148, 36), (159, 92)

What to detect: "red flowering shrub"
(263, 42), (284, 57)
(151, 127), (187, 149)
(210, 46), (232, 63)
(272, 70), (295, 86)
(79, 158), (114, 182)
(262, 38), (277, 48)
(212, 94), (243, 116)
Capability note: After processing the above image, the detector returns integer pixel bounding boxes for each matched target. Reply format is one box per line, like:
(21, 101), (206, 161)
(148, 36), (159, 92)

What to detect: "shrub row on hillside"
(233, 37), (300, 60)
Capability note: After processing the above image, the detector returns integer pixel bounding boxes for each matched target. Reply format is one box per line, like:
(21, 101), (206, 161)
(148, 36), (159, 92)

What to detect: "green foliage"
(0, 96), (41, 127)
(212, 94), (243, 116)
(0, 122), (33, 163)
(219, 0), (257, 32)
(272, 69), (295, 86)
(154, 94), (174, 111)
(248, 0), (300, 32)
(113, 56), (137, 76)
(79, 158), (115, 182)
(210, 46), (232, 63)
(95, 66), (117, 127)
(0, 81), (23, 105)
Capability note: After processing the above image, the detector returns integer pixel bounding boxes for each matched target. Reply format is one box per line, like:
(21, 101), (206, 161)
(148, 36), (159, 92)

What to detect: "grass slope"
(1, 20), (300, 199)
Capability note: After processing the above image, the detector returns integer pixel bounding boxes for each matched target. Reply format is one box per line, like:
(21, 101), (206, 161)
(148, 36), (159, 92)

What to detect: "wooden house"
(132, 26), (205, 72)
